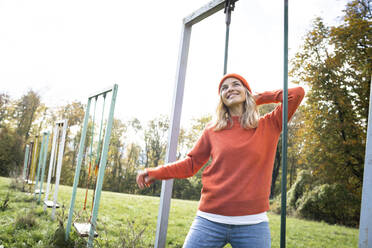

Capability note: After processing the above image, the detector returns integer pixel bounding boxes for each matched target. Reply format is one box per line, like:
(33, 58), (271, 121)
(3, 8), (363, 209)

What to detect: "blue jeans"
(183, 216), (271, 248)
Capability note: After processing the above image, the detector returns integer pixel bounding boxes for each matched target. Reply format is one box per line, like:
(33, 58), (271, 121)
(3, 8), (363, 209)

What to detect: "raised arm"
(254, 87), (305, 130)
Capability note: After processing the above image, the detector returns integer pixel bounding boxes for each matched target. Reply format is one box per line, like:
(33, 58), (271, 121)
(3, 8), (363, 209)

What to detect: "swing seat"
(34, 189), (45, 194)
(73, 222), (98, 237)
(43, 200), (60, 208)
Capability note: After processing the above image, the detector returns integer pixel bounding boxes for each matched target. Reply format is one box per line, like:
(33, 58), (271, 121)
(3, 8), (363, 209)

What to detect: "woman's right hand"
(136, 170), (156, 189)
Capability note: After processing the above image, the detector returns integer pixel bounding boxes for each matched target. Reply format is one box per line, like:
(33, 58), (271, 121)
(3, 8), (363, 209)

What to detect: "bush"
(287, 170), (314, 210)
(296, 183), (360, 227)
(0, 127), (23, 177)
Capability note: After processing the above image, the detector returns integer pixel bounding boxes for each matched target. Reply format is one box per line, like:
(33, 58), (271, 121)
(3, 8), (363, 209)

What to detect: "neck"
(228, 104), (243, 117)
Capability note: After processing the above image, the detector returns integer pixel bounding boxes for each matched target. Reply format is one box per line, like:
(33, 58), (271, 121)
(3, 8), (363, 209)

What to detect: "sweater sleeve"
(255, 87), (305, 131)
(146, 127), (211, 180)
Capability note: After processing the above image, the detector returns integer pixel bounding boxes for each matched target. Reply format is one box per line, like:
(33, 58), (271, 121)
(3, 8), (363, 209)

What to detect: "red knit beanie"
(218, 73), (252, 94)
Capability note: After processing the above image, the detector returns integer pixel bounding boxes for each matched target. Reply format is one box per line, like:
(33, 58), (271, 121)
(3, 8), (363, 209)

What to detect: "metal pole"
(34, 134), (46, 197)
(26, 141), (34, 182)
(23, 145), (30, 180)
(223, 0), (237, 75)
(224, 24), (230, 75)
(359, 77), (372, 248)
(30, 137), (39, 184)
(65, 99), (92, 241)
(87, 84), (118, 248)
(52, 120), (68, 220)
(154, 23), (192, 248)
(280, 0), (289, 247)
(44, 125), (59, 211)
(38, 132), (50, 203)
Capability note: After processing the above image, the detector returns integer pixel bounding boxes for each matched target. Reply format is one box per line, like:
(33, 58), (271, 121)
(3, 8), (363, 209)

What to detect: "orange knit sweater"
(147, 87), (305, 216)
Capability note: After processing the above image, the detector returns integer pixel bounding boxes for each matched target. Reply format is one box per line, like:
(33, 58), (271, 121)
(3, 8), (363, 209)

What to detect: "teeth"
(228, 93), (237, 99)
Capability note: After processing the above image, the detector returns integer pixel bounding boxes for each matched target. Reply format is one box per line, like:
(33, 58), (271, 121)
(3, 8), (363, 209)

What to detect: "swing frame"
(65, 84), (118, 248)
(154, 0), (290, 247)
(27, 137), (39, 185)
(43, 119), (68, 220)
(34, 131), (50, 203)
(22, 144), (30, 181)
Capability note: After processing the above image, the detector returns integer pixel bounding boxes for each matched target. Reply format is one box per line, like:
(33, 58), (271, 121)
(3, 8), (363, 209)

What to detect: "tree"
(289, 0), (371, 225)
(0, 93), (10, 128)
(104, 118), (127, 192)
(13, 90), (41, 143)
(142, 116), (169, 195)
(55, 102), (85, 186)
(0, 127), (23, 176)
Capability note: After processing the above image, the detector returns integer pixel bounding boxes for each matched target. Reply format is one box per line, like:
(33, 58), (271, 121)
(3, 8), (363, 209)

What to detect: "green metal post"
(280, 0), (289, 248)
(23, 145), (30, 180)
(34, 134), (46, 197)
(65, 98), (92, 241)
(38, 132), (50, 203)
(224, 24), (230, 75)
(87, 84), (118, 248)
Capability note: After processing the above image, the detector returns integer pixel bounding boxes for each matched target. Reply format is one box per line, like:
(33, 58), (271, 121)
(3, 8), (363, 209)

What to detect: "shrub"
(287, 170), (314, 210)
(296, 183), (360, 227)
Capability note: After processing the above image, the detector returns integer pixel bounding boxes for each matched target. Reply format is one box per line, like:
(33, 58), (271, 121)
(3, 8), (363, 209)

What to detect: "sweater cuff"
(146, 167), (172, 180)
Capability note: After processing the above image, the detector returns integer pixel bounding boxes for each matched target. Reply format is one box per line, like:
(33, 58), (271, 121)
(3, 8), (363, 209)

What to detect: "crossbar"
(88, 85), (115, 99)
(183, 0), (225, 26)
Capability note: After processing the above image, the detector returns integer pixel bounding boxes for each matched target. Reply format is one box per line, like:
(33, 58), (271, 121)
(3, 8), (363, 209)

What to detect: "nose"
(226, 85), (234, 93)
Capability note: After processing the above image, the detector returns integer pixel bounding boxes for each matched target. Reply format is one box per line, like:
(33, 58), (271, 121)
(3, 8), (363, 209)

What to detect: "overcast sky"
(0, 0), (348, 126)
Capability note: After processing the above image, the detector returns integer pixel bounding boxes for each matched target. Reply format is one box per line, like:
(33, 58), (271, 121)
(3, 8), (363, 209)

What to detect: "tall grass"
(0, 176), (358, 247)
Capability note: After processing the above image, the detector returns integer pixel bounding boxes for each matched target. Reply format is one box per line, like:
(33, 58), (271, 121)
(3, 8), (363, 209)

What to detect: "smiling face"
(220, 77), (247, 108)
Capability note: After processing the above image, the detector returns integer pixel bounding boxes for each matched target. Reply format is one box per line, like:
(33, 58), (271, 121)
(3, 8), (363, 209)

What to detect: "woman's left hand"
(136, 170), (156, 189)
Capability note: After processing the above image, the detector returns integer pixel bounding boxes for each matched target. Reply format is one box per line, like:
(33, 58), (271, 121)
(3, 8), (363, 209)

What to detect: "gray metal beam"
(154, 23), (192, 248)
(359, 77), (372, 248)
(183, 0), (225, 26)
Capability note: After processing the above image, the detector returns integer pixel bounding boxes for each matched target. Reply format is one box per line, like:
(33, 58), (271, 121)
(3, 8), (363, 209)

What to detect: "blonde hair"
(214, 88), (259, 131)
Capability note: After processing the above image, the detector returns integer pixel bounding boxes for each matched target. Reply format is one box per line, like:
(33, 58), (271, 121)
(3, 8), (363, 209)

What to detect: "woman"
(137, 73), (305, 248)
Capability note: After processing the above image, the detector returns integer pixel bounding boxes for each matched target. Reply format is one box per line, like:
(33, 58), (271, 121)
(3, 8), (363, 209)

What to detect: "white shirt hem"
(196, 210), (269, 225)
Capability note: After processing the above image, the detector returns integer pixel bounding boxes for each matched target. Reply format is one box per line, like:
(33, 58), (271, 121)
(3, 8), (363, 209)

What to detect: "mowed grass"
(0, 176), (358, 247)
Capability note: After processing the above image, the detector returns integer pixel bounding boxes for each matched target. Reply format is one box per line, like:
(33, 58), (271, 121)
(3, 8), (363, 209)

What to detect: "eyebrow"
(222, 80), (240, 87)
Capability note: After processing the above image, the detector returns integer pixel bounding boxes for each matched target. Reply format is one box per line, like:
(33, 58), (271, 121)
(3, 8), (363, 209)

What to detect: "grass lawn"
(0, 176), (359, 247)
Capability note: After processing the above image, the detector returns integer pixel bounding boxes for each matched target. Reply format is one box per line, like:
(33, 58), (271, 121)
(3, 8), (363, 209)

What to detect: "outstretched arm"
(136, 127), (212, 189)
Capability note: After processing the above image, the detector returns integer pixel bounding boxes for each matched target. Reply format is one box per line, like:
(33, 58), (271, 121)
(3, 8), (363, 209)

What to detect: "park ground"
(0, 176), (359, 247)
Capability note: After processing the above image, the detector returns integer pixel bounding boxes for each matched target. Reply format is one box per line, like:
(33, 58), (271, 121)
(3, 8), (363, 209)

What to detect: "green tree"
(0, 127), (23, 176)
(289, 0), (371, 225)
(141, 116), (169, 196)
(0, 93), (10, 128)
(55, 102), (85, 186)
(13, 90), (41, 143)
(104, 118), (127, 192)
